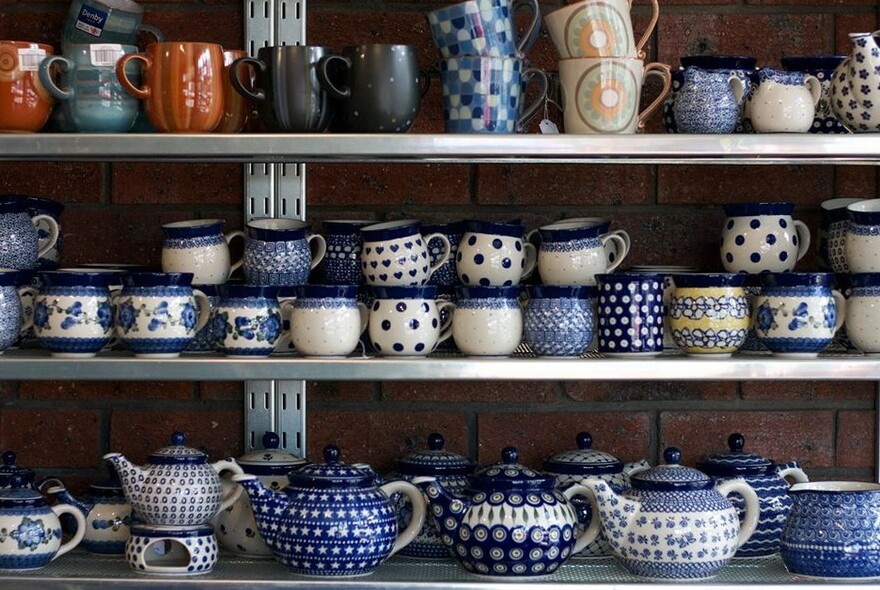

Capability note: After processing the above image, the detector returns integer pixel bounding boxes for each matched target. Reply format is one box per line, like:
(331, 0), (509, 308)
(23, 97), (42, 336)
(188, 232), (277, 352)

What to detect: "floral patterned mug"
(214, 284), (283, 357)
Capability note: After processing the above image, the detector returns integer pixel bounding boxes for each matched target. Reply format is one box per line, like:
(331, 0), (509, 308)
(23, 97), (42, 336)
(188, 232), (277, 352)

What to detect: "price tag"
(17, 47), (46, 72)
(90, 44), (125, 66)
(539, 119), (559, 134)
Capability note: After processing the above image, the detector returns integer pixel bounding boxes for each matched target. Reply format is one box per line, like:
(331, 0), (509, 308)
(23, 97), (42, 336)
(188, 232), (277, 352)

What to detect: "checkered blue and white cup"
(426, 0), (541, 59)
(440, 56), (548, 133)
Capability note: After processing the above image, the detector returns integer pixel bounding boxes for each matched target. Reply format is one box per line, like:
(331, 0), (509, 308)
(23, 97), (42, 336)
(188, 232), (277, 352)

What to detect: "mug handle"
(516, 68), (549, 133)
(356, 301), (369, 335)
(31, 214), (60, 261)
(521, 242), (538, 279)
(637, 62), (672, 131)
(794, 220), (812, 262)
(138, 24), (164, 45)
(805, 74), (821, 107)
(116, 53), (152, 100)
(831, 289), (847, 334)
(729, 75), (746, 105)
(635, 0), (660, 60)
(231, 57), (266, 102)
(601, 234), (628, 272)
(225, 230), (247, 278)
(423, 233), (451, 281)
(512, 0), (542, 57)
(191, 289), (212, 334)
(524, 228), (541, 250)
(434, 300), (456, 348)
(317, 55), (352, 100)
(307, 234), (327, 270)
(38, 55), (73, 101)
(17, 285), (37, 337)
(419, 69), (431, 98)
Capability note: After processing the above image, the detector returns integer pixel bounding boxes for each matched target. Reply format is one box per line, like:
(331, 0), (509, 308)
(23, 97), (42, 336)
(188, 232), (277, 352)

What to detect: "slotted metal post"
(243, 0), (307, 456)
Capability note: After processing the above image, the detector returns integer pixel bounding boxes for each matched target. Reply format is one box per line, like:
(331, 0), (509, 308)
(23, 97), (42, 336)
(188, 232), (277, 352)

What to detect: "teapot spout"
(102, 453), (146, 494)
(579, 479), (641, 535)
(231, 474), (285, 552)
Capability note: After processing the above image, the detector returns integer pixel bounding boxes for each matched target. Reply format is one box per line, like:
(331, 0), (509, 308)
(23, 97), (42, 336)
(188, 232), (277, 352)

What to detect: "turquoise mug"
(61, 0), (162, 51)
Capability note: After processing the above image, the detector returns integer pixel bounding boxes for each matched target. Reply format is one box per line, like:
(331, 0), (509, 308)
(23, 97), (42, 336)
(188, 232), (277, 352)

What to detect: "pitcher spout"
(231, 474), (285, 551)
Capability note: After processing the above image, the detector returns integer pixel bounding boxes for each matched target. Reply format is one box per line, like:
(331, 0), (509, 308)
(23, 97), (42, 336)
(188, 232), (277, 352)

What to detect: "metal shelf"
(3, 134), (880, 164)
(5, 551), (867, 590)
(0, 349), (876, 381)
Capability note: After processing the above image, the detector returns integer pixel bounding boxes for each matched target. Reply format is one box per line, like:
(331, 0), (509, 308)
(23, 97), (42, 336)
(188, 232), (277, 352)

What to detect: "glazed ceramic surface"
(61, 0), (161, 50)
(668, 273), (749, 357)
(578, 448), (759, 581)
(126, 524), (218, 576)
(0, 199), (59, 271)
(368, 285), (454, 356)
(104, 432), (244, 527)
(781, 56), (847, 134)
(13, 195), (64, 270)
(215, 432), (307, 558)
(0, 41), (54, 133)
(523, 285), (594, 357)
(361, 220), (449, 287)
(530, 222), (627, 286)
(544, 0), (658, 59)
(318, 220), (374, 285)
(672, 67), (745, 134)
(161, 219), (245, 285)
(542, 432), (650, 558)
(288, 284), (368, 357)
(596, 273), (664, 356)
(721, 202), (810, 273)
(214, 284), (283, 357)
(845, 199), (880, 273)
(0, 269), (32, 354)
(185, 284), (220, 352)
(34, 271), (116, 357)
(697, 434), (808, 558)
(423, 222), (464, 286)
(831, 32), (880, 133)
(0, 452), (35, 489)
(413, 447), (600, 578)
(243, 219), (326, 286)
(747, 68), (819, 133)
(818, 198), (864, 272)
(426, 0), (540, 59)
(456, 221), (536, 286)
(843, 272), (880, 354)
(452, 285), (521, 356)
(232, 445), (425, 577)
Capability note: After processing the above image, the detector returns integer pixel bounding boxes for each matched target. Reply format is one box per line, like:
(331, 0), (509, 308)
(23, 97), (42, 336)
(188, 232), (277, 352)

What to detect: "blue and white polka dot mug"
(596, 273), (665, 357)
(456, 220), (536, 286)
(367, 285), (454, 356)
(721, 202), (810, 274)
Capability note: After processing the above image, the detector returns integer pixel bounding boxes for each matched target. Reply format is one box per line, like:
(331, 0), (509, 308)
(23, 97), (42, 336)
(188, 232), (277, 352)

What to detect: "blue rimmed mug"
(841, 272), (880, 354)
(318, 220), (375, 285)
(367, 285), (454, 356)
(0, 196), (61, 271)
(361, 220), (451, 287)
(0, 269), (36, 354)
(527, 221), (628, 286)
(9, 195), (65, 270)
(452, 285), (522, 357)
(456, 220), (536, 286)
(61, 0), (163, 51)
(186, 284), (221, 353)
(818, 197), (864, 272)
(721, 202), (811, 273)
(846, 199), (880, 273)
(115, 272), (211, 358)
(523, 284), (593, 357)
(422, 221), (464, 286)
(288, 284), (368, 357)
(214, 284), (283, 357)
(596, 273), (665, 357)
(668, 273), (749, 357)
(161, 219), (245, 285)
(426, 0), (541, 59)
(243, 218), (326, 287)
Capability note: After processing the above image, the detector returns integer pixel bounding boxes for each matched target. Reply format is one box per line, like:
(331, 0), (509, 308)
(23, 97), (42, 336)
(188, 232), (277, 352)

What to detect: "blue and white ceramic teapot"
(413, 447), (600, 578)
(232, 445), (426, 577)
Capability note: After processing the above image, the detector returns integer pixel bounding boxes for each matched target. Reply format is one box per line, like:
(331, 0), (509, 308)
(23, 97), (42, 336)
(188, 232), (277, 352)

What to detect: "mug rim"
(122, 272), (195, 287)
(0, 40), (53, 51)
(369, 285), (437, 299)
(38, 270), (119, 287)
(0, 194), (64, 217)
(464, 219), (525, 238)
(163, 218), (224, 229)
(790, 481), (880, 494)
(456, 285), (521, 299)
(296, 284), (359, 299)
(671, 273), (747, 288)
(760, 272), (833, 288)
(74, 0), (145, 14)
(526, 284), (591, 299)
(557, 57), (644, 64)
(847, 198), (880, 214)
(361, 219), (421, 241)
(723, 202), (795, 217)
(821, 197), (865, 211)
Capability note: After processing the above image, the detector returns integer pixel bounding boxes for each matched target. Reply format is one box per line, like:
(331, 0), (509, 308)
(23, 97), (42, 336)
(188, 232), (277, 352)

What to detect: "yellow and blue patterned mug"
(668, 273), (750, 357)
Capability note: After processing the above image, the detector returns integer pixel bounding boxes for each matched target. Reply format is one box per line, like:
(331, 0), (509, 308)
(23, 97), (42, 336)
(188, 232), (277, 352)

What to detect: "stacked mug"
(545, 0), (672, 133)
(427, 0), (548, 133)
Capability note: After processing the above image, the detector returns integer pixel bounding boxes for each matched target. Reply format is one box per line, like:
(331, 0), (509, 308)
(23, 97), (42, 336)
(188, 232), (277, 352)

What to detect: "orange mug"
(215, 49), (250, 133)
(116, 42), (225, 133)
(0, 40), (54, 132)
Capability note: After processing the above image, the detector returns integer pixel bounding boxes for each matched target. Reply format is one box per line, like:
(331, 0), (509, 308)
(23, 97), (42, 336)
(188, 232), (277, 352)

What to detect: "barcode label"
(17, 48), (46, 71)
(90, 44), (124, 66)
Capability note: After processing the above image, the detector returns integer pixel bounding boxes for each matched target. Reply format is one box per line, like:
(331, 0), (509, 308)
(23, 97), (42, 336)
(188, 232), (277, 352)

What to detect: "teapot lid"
(696, 433), (774, 476)
(237, 432), (307, 476)
(470, 447), (554, 491)
(395, 433), (475, 476)
(0, 474), (45, 506)
(631, 448), (713, 491)
(542, 432), (624, 475)
(147, 432), (208, 465)
(287, 445), (376, 489)
(0, 451), (35, 487)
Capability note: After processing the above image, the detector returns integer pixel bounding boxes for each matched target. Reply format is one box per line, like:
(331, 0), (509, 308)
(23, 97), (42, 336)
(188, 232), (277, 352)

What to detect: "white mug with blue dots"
(456, 220), (536, 287)
(721, 202), (810, 274)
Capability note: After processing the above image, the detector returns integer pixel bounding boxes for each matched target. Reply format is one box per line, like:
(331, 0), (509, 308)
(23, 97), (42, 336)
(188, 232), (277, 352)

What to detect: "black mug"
(231, 45), (335, 133)
(317, 44), (428, 133)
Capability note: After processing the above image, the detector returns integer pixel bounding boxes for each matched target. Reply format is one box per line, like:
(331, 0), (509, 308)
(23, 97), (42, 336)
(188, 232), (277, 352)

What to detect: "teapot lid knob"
(323, 445), (341, 464)
(262, 432), (280, 450)
(501, 446), (519, 464)
(8, 473), (25, 488)
(171, 432), (186, 446)
(728, 433), (745, 453)
(576, 432), (592, 450)
(1, 451), (14, 466)
(664, 447), (682, 465)
(427, 433), (445, 451)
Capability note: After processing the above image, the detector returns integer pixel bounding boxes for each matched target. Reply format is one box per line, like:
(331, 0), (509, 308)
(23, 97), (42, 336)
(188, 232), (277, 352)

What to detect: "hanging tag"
(538, 95), (559, 134)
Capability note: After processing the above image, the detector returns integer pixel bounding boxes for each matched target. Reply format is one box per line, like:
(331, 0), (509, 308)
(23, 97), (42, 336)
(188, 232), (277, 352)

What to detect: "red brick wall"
(0, 0), (877, 492)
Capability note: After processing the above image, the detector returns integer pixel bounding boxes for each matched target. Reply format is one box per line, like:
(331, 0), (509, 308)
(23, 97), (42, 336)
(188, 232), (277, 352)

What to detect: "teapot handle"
(212, 458), (245, 513)
(563, 483), (602, 555)
(51, 503), (87, 560)
(379, 480), (426, 557)
(715, 479), (759, 551)
(778, 461), (809, 485)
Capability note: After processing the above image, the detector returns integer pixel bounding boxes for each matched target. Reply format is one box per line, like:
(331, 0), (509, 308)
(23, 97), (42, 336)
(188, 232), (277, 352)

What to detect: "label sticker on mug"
(17, 47), (47, 72)
(75, 4), (109, 38)
(90, 44), (124, 66)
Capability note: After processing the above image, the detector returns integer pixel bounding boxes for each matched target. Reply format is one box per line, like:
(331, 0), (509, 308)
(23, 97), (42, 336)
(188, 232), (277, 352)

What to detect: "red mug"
(0, 40), (54, 132)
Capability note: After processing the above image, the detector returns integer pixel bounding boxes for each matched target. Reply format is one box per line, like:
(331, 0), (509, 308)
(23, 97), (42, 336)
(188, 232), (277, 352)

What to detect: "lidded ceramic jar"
(542, 432), (650, 558)
(386, 432), (475, 559)
(696, 433), (808, 558)
(0, 451), (34, 489)
(215, 431), (307, 558)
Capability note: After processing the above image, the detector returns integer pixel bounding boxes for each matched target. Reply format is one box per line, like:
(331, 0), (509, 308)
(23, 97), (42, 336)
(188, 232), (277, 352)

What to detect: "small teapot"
(0, 451), (35, 489)
(413, 447), (600, 578)
(40, 465), (132, 555)
(579, 447), (759, 581)
(104, 431), (244, 527)
(697, 433), (808, 558)
(215, 431), (307, 558)
(0, 474), (86, 571)
(233, 444), (425, 577)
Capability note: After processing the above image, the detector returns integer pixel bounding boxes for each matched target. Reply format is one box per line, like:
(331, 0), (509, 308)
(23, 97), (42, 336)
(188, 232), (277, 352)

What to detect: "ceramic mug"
(818, 197), (864, 272)
(214, 284), (283, 357)
(38, 43), (139, 133)
(34, 270), (117, 357)
(243, 219), (326, 287)
(595, 273), (665, 357)
(671, 66), (746, 134)
(318, 220), (374, 285)
(552, 217), (630, 267)
(721, 202), (811, 273)
(0, 41), (54, 132)
(0, 269), (36, 354)
(367, 285), (454, 356)
(781, 56), (848, 134)
(185, 284), (221, 353)
(61, 0), (163, 50)
(456, 220), (536, 286)
(523, 284), (594, 357)
(842, 273), (880, 354)
(116, 42), (226, 133)
(360, 220), (450, 287)
(440, 56), (548, 134)
(845, 199), (880, 273)
(0, 195), (61, 271)
(287, 285), (368, 357)
(115, 272), (211, 358)
(426, 0), (541, 59)
(125, 524), (218, 575)
(746, 67), (820, 133)
(630, 265), (696, 351)
(528, 222), (628, 286)
(558, 57), (672, 134)
(231, 45), (335, 133)
(452, 285), (522, 357)
(752, 272), (844, 358)
(161, 219), (245, 285)
(215, 49), (249, 133)
(545, 0), (659, 60)
(422, 221), (464, 286)
(668, 273), (750, 357)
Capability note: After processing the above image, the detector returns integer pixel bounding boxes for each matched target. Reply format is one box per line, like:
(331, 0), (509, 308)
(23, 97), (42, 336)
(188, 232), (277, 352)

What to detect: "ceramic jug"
(831, 32), (880, 132)
(0, 199), (60, 271)
(672, 66), (746, 134)
(747, 67), (820, 133)
(232, 445), (425, 577)
(781, 56), (847, 134)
